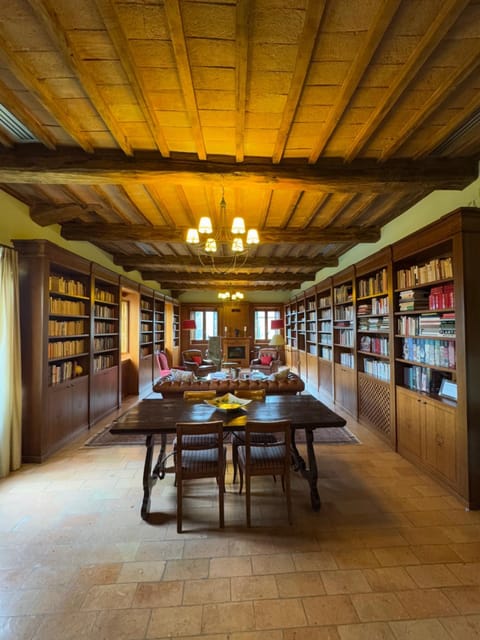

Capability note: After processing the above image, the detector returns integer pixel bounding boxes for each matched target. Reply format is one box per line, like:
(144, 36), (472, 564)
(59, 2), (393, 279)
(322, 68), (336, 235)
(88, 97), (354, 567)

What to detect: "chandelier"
(186, 187), (260, 274)
(218, 291), (244, 301)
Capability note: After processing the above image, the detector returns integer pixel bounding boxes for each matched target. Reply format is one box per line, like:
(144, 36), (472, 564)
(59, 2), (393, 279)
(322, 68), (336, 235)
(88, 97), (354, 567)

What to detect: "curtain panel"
(0, 246), (22, 477)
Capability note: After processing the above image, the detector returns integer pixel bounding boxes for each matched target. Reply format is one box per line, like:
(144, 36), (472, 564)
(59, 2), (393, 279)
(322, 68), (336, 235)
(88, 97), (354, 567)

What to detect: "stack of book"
(398, 289), (429, 311)
(440, 313), (456, 336)
(429, 284), (454, 309)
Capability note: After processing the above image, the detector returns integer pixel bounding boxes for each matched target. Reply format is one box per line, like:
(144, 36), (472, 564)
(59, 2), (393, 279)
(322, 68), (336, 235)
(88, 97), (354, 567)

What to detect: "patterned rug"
(84, 425), (360, 447)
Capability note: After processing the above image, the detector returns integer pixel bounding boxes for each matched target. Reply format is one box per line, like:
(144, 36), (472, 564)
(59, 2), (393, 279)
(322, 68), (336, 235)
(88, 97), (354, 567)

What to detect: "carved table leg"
(290, 429), (321, 511)
(141, 434), (156, 520)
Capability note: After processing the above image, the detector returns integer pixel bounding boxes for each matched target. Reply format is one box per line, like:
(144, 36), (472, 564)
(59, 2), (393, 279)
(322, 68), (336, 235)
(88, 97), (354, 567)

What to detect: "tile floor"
(1, 394), (480, 639)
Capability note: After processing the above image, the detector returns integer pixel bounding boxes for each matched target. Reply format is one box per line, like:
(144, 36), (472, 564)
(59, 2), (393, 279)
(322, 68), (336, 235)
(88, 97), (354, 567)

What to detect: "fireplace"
(222, 338), (250, 367)
(227, 345), (246, 360)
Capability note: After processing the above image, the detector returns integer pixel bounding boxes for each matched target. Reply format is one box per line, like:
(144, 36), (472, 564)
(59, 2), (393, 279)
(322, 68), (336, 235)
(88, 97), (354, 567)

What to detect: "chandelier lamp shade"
(186, 187), (260, 274)
(181, 319), (197, 330)
(218, 291), (244, 301)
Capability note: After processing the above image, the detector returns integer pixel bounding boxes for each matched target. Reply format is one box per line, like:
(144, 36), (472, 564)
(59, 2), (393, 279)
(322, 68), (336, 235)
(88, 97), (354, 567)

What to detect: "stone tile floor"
(1, 395), (480, 639)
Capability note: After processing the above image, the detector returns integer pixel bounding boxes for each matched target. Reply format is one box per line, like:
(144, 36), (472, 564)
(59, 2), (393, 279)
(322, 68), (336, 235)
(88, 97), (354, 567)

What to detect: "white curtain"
(0, 246), (22, 477)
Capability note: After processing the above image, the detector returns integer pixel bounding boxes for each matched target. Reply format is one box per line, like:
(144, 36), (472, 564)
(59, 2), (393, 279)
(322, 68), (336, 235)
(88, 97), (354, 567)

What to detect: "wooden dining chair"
(237, 419), (292, 527)
(175, 420), (226, 533)
(175, 390), (219, 449)
(231, 389), (277, 483)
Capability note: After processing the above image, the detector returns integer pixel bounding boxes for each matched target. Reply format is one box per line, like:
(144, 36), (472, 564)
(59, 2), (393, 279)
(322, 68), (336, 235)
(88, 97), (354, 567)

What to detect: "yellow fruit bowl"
(205, 393), (252, 413)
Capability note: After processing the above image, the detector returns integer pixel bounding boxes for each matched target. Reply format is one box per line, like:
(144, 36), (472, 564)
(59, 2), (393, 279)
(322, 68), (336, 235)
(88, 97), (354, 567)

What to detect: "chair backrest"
(182, 349), (204, 363)
(183, 390), (217, 401)
(244, 419), (291, 470)
(235, 389), (266, 400)
(176, 421), (224, 472)
(156, 350), (170, 374)
(257, 348), (279, 361)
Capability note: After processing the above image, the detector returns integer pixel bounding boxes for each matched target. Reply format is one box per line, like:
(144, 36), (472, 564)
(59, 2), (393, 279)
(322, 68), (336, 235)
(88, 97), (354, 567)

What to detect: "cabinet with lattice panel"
(392, 207), (480, 508)
(333, 267), (356, 418)
(355, 248), (395, 447)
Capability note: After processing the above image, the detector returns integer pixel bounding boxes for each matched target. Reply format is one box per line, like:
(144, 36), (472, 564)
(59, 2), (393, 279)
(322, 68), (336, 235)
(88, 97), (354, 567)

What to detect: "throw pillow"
(171, 369), (195, 383)
(260, 355), (273, 365)
(192, 355), (203, 365)
(268, 367), (290, 382)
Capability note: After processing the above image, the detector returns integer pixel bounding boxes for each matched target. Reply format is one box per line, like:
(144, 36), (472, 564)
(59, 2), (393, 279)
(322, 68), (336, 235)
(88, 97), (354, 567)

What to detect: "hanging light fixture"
(217, 291), (244, 301)
(186, 186), (260, 274)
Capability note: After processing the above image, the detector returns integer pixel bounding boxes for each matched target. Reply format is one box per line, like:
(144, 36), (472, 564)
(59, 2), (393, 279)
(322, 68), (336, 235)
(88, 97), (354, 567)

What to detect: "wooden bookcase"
(90, 265), (120, 424)
(154, 295), (165, 354)
(13, 240), (91, 461)
(333, 267), (356, 417)
(139, 287), (154, 394)
(355, 248), (395, 447)
(316, 279), (333, 400)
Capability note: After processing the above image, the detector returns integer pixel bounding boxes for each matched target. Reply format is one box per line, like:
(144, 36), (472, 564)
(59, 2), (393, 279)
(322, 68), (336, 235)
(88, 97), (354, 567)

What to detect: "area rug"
(84, 425), (360, 447)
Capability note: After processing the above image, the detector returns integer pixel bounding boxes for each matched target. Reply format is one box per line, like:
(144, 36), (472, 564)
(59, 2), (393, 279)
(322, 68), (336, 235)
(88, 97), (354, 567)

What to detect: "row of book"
(320, 347), (332, 360)
(358, 317), (390, 331)
(334, 285), (353, 304)
(335, 329), (354, 347)
(48, 339), (87, 359)
(401, 337), (455, 369)
(49, 275), (87, 297)
(93, 304), (117, 319)
(48, 319), (86, 336)
(357, 268), (388, 297)
(48, 359), (82, 385)
(340, 353), (354, 368)
(396, 256), (453, 288)
(94, 321), (117, 334)
(93, 337), (117, 351)
(334, 307), (354, 320)
(93, 354), (116, 372)
(428, 284), (454, 310)
(397, 313), (456, 336)
(403, 365), (433, 393)
(359, 336), (389, 355)
(363, 358), (390, 381)
(50, 298), (87, 315)
(95, 288), (116, 304)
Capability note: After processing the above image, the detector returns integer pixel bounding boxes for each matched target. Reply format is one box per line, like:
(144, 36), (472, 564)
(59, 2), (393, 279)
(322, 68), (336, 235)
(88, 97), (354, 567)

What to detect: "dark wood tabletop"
(109, 394), (346, 519)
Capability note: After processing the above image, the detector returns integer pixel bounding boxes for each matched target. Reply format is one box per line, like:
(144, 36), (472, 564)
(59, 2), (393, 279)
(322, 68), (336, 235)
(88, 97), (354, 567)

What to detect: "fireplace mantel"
(222, 338), (251, 367)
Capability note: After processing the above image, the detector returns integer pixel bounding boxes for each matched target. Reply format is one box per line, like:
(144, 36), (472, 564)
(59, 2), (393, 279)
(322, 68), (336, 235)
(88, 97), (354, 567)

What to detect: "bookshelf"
(355, 248), (394, 445)
(91, 266), (120, 423)
(316, 280), (333, 399)
(139, 288), (154, 393)
(333, 268), (356, 417)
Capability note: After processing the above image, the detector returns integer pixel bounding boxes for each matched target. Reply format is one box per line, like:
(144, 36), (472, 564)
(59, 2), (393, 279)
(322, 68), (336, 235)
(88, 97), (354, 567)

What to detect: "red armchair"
(182, 349), (217, 376)
(249, 347), (280, 373)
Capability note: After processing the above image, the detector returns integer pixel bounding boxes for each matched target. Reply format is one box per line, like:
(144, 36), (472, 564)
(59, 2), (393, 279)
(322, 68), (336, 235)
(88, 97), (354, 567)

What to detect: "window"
(254, 309), (281, 341)
(191, 309), (218, 341)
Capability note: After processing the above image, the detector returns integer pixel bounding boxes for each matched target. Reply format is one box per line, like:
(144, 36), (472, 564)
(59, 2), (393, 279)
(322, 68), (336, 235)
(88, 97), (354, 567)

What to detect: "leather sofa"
(153, 372), (305, 397)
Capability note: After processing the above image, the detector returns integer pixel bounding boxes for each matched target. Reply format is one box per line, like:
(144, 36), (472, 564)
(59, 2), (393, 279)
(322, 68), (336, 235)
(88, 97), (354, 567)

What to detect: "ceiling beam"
(59, 222), (380, 243)
(113, 254), (338, 269)
(1, 151), (476, 191)
(145, 271), (315, 283)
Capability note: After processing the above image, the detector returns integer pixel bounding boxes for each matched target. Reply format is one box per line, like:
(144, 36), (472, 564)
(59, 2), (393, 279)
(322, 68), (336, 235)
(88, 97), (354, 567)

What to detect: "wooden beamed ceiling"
(0, 0), (479, 294)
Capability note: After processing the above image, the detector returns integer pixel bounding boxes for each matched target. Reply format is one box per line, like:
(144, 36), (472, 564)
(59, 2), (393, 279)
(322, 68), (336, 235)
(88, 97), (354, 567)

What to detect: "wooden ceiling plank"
(272, 0), (326, 164)
(0, 78), (57, 149)
(164, 0), (207, 160)
(345, 0), (471, 162)
(382, 51), (480, 160)
(331, 194), (379, 227)
(60, 222), (380, 244)
(300, 193), (331, 229)
(30, 203), (100, 225)
(235, 0), (250, 162)
(309, 0), (401, 163)
(0, 31), (95, 152)
(0, 151), (475, 191)
(94, 0), (170, 157)
(28, 0), (134, 156)
(113, 254), (338, 269)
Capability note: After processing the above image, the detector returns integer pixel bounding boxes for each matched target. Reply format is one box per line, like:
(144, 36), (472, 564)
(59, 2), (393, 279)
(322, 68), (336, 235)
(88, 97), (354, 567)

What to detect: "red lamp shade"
(271, 319), (283, 330)
(181, 319), (196, 330)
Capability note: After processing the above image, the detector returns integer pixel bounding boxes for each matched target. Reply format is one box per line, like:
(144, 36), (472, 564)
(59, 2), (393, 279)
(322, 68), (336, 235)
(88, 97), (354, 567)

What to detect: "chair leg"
(232, 442), (238, 483)
(176, 476), (183, 533)
(246, 474), (251, 527)
(219, 469), (225, 528)
(238, 464), (244, 495)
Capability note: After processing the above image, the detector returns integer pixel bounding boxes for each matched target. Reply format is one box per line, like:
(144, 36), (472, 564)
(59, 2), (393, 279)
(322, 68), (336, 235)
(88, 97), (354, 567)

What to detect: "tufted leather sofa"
(153, 372), (305, 397)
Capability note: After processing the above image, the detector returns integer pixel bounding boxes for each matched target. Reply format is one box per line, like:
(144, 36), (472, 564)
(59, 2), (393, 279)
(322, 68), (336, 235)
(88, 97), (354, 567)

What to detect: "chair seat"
(232, 431), (277, 445)
(180, 447), (227, 475)
(238, 443), (287, 473)
(173, 433), (218, 449)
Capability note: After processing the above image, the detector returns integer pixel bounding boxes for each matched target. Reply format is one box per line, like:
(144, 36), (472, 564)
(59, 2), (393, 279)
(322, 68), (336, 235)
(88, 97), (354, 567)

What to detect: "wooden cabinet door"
(318, 358), (333, 398)
(70, 375), (89, 432)
(306, 353), (318, 389)
(396, 387), (423, 461)
(422, 399), (457, 485)
(334, 363), (357, 417)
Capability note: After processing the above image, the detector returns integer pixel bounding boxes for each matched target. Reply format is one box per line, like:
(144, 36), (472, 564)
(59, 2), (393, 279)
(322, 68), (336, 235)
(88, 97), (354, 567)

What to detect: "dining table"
(109, 394), (347, 521)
